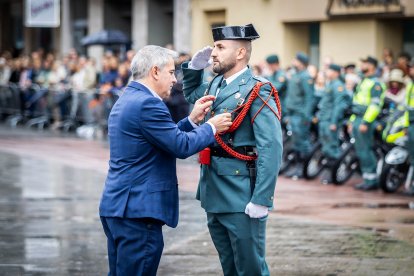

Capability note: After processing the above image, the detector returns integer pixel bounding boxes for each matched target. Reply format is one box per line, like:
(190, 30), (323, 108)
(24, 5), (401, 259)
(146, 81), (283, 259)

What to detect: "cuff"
(188, 116), (198, 128)
(206, 122), (216, 135)
(187, 61), (196, 70)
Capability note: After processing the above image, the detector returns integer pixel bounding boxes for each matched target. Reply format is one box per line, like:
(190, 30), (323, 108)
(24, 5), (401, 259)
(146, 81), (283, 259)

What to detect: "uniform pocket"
(215, 158), (249, 176)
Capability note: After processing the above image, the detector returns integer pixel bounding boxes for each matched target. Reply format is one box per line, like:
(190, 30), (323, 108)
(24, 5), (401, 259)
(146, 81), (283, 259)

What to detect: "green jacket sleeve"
(362, 81), (383, 124)
(249, 83), (283, 207)
(273, 72), (287, 94)
(331, 83), (351, 125)
(181, 62), (208, 104)
(302, 75), (315, 118)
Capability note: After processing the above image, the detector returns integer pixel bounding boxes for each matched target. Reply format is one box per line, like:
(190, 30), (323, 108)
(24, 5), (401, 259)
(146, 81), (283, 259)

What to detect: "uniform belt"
(210, 146), (255, 158)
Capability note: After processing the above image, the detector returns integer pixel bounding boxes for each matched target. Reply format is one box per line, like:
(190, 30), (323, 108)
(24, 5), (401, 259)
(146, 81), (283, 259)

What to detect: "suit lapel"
(212, 69), (252, 109)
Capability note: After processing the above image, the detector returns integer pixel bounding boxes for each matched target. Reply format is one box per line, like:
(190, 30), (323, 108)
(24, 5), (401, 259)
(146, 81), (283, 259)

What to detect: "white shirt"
(133, 81), (216, 134)
(216, 67), (248, 97)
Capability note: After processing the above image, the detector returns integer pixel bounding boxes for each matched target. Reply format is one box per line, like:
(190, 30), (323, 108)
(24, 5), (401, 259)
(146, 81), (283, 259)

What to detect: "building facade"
(1, 0), (414, 68)
(190, 0), (414, 67)
(0, 0), (191, 68)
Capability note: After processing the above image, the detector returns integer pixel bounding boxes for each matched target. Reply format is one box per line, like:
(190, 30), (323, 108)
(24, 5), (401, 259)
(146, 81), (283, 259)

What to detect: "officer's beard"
(213, 59), (237, 75)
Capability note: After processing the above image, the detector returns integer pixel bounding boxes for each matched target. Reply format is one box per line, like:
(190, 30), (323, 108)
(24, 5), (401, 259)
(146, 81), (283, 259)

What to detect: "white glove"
(245, 202), (269, 218)
(189, 46), (213, 70)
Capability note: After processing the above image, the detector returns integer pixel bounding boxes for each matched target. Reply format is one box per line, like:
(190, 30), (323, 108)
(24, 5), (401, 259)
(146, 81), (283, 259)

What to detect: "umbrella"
(81, 29), (131, 46)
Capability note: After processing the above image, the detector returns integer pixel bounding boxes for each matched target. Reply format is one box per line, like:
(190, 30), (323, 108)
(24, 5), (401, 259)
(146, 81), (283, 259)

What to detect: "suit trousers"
(207, 212), (269, 276)
(100, 216), (164, 276)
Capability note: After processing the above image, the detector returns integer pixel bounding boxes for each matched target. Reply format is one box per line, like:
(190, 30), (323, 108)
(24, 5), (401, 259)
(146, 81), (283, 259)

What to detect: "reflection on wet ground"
(0, 152), (108, 275)
(0, 126), (414, 275)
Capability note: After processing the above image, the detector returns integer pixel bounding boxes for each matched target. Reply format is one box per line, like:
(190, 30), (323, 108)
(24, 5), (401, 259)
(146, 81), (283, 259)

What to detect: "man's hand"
(245, 202), (268, 218)
(189, 95), (216, 124)
(359, 123), (368, 133)
(207, 113), (232, 134)
(189, 46), (213, 70)
(329, 124), (337, 131)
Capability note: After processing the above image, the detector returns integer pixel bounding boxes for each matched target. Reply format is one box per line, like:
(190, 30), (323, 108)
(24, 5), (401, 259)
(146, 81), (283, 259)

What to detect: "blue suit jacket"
(99, 81), (214, 227)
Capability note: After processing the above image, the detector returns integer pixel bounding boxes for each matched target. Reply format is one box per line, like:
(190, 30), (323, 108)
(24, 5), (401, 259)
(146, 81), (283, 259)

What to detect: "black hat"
(344, 63), (356, 70)
(295, 52), (309, 65)
(212, 24), (260, 42)
(328, 63), (342, 72)
(266, 54), (279, 64)
(360, 56), (378, 67)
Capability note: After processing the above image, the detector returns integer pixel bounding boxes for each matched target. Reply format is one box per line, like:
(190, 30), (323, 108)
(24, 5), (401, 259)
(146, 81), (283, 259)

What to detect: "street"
(0, 126), (413, 275)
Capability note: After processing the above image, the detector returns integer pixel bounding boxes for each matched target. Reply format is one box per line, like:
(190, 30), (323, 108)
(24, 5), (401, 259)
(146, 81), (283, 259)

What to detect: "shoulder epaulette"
(252, 75), (269, 83)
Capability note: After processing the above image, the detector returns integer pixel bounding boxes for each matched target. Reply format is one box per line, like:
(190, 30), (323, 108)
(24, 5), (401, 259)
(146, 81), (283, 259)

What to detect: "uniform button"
(270, 196), (274, 200)
(224, 108), (228, 112)
(235, 170), (239, 175)
(147, 224), (152, 229)
(211, 111), (215, 116)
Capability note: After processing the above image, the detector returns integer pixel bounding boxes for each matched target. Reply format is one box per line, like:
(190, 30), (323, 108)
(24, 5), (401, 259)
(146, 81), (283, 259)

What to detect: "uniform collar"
(223, 67), (248, 86)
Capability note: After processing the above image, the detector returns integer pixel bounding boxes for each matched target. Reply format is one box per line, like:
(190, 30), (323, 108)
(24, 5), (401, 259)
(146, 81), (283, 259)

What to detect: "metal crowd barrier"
(0, 83), (119, 133)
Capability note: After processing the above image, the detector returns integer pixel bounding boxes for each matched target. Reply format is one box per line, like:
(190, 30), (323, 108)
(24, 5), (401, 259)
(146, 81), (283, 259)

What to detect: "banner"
(25, 0), (60, 27)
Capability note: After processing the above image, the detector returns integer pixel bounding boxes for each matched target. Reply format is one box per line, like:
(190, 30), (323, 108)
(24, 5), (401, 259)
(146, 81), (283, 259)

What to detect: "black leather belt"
(210, 146), (255, 158)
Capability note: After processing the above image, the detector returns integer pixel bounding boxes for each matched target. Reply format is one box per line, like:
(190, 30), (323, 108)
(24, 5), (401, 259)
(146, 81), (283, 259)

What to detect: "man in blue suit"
(99, 45), (232, 276)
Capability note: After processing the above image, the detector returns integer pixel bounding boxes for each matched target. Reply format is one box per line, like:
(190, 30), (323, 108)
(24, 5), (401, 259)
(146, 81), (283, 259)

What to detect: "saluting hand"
(189, 46), (213, 70)
(189, 95), (216, 124)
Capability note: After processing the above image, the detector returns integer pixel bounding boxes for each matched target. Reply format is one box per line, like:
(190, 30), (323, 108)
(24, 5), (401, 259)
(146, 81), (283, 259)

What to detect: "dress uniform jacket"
(182, 63), (283, 212)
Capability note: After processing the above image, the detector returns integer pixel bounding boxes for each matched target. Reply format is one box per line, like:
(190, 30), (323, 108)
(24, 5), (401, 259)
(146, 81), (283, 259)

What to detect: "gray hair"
(130, 45), (178, 80)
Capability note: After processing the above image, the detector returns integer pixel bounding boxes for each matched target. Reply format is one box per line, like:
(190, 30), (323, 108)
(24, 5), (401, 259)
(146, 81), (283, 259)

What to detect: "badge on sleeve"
(279, 76), (285, 82)
(337, 86), (344, 92)
(375, 85), (381, 91)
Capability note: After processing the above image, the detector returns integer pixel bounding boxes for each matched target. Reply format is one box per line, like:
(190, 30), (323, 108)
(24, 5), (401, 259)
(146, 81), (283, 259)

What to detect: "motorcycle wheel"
(303, 143), (324, 179)
(379, 164), (405, 193)
(331, 144), (359, 185)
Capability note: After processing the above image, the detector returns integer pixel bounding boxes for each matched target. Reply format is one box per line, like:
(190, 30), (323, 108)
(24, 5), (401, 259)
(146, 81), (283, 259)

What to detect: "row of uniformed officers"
(265, 52), (414, 191)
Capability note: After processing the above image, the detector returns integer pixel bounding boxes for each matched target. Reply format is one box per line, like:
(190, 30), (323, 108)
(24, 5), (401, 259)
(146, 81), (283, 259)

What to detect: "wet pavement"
(0, 125), (414, 275)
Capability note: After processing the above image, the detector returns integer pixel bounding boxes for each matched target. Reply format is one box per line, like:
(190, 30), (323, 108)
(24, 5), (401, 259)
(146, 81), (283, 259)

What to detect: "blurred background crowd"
(0, 45), (413, 194)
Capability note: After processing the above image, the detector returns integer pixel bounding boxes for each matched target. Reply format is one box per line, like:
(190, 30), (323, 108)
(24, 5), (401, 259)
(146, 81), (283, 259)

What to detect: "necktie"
(220, 79), (227, 90)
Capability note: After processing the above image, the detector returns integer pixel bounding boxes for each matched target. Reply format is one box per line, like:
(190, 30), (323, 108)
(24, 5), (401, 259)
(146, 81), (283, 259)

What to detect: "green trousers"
(319, 121), (340, 159)
(289, 112), (312, 158)
(207, 212), (269, 276)
(352, 117), (378, 185)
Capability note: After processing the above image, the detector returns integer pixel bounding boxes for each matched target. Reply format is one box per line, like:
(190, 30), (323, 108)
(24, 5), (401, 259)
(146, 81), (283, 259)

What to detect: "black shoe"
(354, 182), (379, 191)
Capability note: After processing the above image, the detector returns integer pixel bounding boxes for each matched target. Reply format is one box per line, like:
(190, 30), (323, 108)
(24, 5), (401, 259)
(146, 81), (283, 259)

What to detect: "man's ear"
(150, 66), (160, 80)
(236, 47), (246, 61)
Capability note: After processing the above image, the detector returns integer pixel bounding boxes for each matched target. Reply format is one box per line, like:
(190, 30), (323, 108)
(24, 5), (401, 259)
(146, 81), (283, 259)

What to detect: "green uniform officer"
(318, 64), (351, 160)
(182, 24), (282, 276)
(285, 52), (315, 177)
(349, 56), (385, 191)
(265, 54), (287, 116)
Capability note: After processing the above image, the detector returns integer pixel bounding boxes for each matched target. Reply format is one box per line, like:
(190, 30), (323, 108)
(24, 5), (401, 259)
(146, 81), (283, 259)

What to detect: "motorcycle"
(379, 109), (412, 193)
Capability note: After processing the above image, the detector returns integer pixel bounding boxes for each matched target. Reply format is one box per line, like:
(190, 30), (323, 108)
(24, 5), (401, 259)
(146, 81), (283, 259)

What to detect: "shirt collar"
(223, 67), (248, 86)
(133, 80), (162, 100)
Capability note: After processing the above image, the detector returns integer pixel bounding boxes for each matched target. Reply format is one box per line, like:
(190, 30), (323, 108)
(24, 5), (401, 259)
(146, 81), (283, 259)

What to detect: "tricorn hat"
(212, 24), (260, 42)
